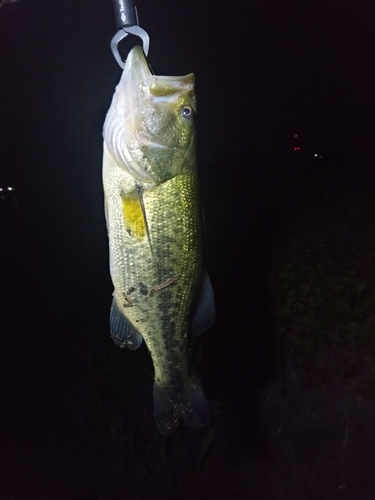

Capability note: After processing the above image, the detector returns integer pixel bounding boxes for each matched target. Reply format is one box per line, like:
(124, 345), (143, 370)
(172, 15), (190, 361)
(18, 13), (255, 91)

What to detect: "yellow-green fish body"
(102, 46), (215, 433)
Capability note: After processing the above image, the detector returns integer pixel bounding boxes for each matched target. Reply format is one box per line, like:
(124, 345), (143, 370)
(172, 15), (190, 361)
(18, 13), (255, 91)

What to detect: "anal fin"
(110, 298), (143, 350)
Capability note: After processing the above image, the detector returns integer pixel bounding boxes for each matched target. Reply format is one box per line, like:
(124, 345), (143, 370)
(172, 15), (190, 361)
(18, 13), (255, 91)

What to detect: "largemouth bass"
(102, 46), (215, 434)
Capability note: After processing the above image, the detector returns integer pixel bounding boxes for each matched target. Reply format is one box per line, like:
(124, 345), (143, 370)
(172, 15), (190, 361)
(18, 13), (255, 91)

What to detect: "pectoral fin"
(110, 298), (143, 350)
(191, 271), (216, 336)
(121, 192), (146, 240)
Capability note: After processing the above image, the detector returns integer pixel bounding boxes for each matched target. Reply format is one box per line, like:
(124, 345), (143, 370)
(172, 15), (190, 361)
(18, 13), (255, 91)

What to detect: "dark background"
(1, 1), (375, 499)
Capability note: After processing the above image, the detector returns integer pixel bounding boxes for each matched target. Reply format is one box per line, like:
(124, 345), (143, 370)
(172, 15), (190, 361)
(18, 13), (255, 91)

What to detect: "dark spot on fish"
(126, 228), (132, 236)
(139, 282), (148, 296)
(127, 287), (135, 295)
(169, 339), (180, 348)
(170, 366), (183, 386)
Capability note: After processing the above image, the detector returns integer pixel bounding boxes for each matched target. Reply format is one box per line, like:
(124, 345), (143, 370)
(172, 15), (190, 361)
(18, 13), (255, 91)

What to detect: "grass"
(41, 161), (375, 498)
(7, 156), (375, 499)
(42, 339), (216, 499)
(270, 163), (375, 392)
(271, 234), (375, 351)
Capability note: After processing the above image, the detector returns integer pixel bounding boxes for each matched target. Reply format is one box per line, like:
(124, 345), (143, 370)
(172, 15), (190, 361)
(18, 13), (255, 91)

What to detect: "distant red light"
(294, 147), (300, 151)
(294, 134), (298, 138)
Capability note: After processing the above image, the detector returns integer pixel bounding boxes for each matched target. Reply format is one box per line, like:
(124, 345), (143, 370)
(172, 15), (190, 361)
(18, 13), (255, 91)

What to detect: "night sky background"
(2, 1), (375, 498)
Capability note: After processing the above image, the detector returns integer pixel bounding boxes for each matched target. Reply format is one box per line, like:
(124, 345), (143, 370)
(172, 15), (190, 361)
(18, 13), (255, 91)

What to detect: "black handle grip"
(112, 0), (138, 29)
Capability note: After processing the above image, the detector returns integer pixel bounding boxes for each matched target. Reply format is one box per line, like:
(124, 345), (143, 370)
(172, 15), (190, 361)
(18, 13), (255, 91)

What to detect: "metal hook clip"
(110, 0), (150, 69)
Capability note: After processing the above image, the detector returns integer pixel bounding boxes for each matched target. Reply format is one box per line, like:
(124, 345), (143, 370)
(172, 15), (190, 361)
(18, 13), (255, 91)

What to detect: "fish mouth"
(126, 45), (195, 92)
(103, 46), (156, 184)
(124, 46), (195, 152)
(103, 46), (195, 185)
(123, 45), (153, 92)
(124, 46), (195, 108)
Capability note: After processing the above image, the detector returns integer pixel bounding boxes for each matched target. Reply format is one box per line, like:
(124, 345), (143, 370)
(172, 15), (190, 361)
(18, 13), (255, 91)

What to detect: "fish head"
(103, 45), (197, 185)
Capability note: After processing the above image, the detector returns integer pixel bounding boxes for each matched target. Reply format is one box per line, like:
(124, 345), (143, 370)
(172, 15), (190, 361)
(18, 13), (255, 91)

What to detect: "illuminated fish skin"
(102, 46), (214, 434)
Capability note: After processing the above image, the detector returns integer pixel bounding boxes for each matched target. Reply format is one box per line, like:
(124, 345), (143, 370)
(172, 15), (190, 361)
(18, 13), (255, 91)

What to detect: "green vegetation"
(43, 340), (215, 499)
(271, 234), (375, 352)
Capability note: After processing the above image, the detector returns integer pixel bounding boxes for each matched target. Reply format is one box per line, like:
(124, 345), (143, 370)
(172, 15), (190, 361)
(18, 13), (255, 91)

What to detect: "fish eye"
(181, 105), (193, 119)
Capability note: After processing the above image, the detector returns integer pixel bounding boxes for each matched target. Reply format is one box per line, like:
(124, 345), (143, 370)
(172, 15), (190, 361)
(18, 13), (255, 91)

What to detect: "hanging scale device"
(110, 0), (150, 68)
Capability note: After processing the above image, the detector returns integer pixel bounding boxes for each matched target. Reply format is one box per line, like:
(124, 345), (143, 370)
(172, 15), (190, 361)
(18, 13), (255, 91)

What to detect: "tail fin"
(153, 374), (210, 435)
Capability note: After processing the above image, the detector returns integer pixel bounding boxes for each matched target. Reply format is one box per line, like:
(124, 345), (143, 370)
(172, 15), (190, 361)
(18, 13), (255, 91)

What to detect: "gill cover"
(103, 46), (197, 185)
